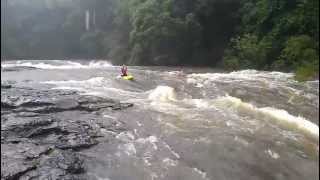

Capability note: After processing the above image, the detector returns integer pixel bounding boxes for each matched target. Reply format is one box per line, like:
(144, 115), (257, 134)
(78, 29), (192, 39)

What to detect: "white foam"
(136, 121), (143, 127)
(187, 70), (295, 86)
(193, 168), (209, 180)
(148, 86), (220, 115)
(265, 149), (280, 159)
(88, 61), (113, 68)
(80, 91), (104, 96)
(150, 173), (158, 180)
(43, 77), (105, 85)
(148, 86), (177, 102)
(166, 71), (180, 75)
(51, 87), (85, 91)
(214, 95), (319, 140)
(185, 99), (213, 109)
(136, 136), (158, 144)
(136, 136), (158, 150)
(164, 143), (180, 159)
(43, 76), (143, 100)
(97, 178), (111, 180)
(234, 136), (249, 146)
(195, 83), (204, 88)
(43, 77), (106, 96)
(103, 114), (116, 119)
(116, 132), (135, 142)
(43, 77), (104, 92)
(2, 60), (112, 69)
(259, 107), (319, 137)
(162, 158), (178, 167)
(143, 157), (152, 166)
(121, 143), (136, 156)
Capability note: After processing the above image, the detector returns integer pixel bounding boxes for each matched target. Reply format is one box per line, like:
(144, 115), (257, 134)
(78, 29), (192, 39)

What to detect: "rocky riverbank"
(1, 81), (133, 179)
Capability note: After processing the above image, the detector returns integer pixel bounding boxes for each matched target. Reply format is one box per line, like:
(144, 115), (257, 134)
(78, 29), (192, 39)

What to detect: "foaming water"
(187, 70), (294, 81)
(39, 72), (319, 141)
(146, 85), (318, 141)
(2, 60), (112, 69)
(42, 77), (146, 101)
(214, 95), (319, 140)
(148, 86), (177, 102)
(43, 77), (105, 85)
(186, 70), (296, 90)
(2, 60), (319, 180)
(146, 86), (193, 117)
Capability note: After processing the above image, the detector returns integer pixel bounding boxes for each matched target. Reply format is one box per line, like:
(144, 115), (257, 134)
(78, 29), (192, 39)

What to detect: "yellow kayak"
(122, 75), (134, 80)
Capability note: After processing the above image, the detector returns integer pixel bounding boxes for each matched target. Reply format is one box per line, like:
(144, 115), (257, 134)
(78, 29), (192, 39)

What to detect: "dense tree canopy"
(223, 0), (319, 80)
(1, 0), (319, 80)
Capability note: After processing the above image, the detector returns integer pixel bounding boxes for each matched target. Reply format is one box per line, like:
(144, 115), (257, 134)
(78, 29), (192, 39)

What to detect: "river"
(1, 60), (319, 180)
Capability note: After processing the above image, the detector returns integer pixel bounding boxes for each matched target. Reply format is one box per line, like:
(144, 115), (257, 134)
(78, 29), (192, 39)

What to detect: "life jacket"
(121, 66), (127, 76)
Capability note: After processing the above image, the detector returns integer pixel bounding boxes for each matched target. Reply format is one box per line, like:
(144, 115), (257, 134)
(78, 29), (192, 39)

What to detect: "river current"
(1, 60), (319, 180)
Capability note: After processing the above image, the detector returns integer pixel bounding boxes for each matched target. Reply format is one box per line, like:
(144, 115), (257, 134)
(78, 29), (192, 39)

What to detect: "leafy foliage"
(223, 0), (319, 80)
(1, 0), (319, 80)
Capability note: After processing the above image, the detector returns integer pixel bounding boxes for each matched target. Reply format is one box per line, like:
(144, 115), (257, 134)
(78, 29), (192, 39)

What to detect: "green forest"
(1, 0), (319, 80)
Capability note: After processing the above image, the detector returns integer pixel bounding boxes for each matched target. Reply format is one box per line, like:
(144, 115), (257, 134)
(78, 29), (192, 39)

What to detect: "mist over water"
(1, 60), (319, 180)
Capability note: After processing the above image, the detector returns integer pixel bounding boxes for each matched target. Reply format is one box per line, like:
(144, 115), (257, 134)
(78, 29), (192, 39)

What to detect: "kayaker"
(121, 64), (128, 77)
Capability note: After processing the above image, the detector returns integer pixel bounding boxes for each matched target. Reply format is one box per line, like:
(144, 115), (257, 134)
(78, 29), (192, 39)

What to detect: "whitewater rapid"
(1, 60), (319, 180)
(1, 60), (112, 69)
(2, 60), (318, 140)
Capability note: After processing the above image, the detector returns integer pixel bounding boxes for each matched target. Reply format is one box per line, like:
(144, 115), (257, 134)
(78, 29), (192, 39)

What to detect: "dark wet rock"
(1, 86), (132, 179)
(1, 81), (15, 89)
(20, 101), (55, 108)
(55, 133), (98, 150)
(1, 143), (51, 180)
(1, 158), (36, 180)
(103, 119), (128, 133)
(1, 92), (133, 114)
(1, 95), (53, 110)
(20, 150), (86, 180)
(25, 122), (61, 138)
(1, 115), (99, 151)
(54, 98), (80, 110)
(77, 96), (124, 111)
(111, 102), (134, 110)
(1, 84), (12, 89)
(1, 101), (16, 109)
(3, 137), (33, 144)
(1, 66), (37, 72)
(1, 116), (55, 139)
